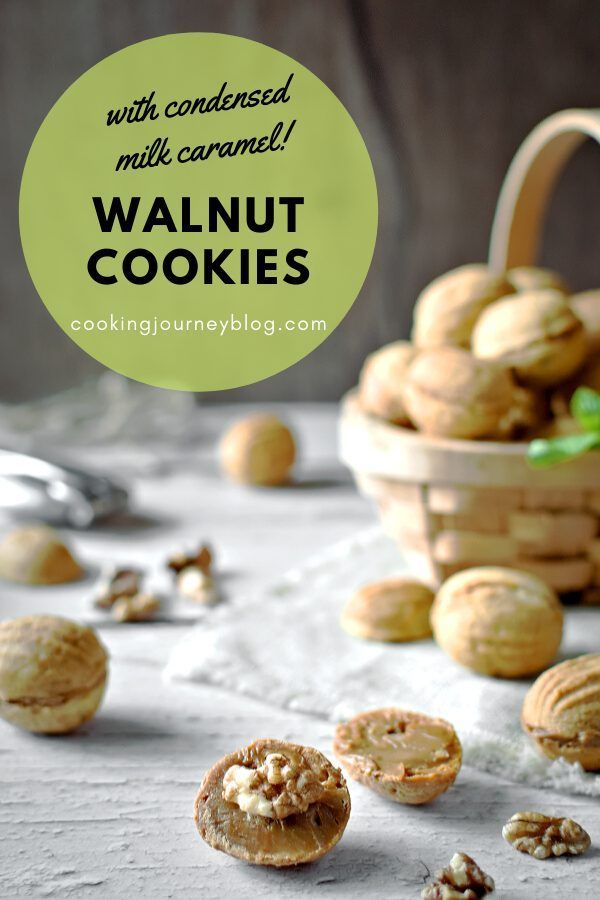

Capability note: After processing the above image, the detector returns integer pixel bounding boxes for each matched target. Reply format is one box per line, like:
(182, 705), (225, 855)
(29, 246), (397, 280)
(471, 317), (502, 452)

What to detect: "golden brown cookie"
(194, 739), (350, 866)
(495, 385), (547, 439)
(570, 290), (600, 355)
(0, 524), (83, 585)
(341, 577), (434, 642)
(358, 341), (417, 425)
(220, 414), (296, 486)
(333, 708), (461, 805)
(430, 567), (563, 678)
(472, 289), (587, 386)
(0, 615), (107, 734)
(521, 654), (600, 771)
(507, 265), (568, 294)
(401, 346), (515, 439)
(412, 264), (515, 349)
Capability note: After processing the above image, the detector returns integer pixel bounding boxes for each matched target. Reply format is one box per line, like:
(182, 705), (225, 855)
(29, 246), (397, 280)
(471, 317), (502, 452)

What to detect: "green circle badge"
(20, 34), (377, 391)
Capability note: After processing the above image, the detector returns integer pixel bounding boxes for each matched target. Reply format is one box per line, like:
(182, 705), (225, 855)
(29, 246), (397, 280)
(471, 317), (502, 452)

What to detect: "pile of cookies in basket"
(343, 263), (600, 603)
(358, 264), (599, 441)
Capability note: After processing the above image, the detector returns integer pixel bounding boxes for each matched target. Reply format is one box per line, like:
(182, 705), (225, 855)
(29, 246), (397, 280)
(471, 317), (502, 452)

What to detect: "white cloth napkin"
(166, 526), (600, 797)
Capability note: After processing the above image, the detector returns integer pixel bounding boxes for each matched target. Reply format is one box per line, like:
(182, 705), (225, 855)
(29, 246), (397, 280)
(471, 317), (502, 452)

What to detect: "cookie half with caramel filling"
(194, 739), (350, 866)
(333, 708), (461, 805)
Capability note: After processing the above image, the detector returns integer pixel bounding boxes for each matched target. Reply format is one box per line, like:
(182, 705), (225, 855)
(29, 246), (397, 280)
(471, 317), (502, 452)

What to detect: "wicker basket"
(340, 109), (600, 593)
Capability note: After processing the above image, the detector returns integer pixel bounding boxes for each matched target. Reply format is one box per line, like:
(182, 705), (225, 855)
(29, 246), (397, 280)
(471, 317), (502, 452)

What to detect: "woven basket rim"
(340, 390), (600, 488)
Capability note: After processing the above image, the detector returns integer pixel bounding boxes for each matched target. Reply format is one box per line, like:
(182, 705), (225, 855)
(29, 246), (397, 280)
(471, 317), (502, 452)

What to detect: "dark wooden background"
(2, 0), (600, 403)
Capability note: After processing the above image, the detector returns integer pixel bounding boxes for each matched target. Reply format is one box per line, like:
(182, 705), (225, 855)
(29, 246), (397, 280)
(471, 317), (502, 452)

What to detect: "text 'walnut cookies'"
(430, 567), (563, 678)
(194, 739), (350, 867)
(341, 577), (434, 642)
(521, 653), (600, 771)
(333, 708), (461, 805)
(0, 615), (107, 734)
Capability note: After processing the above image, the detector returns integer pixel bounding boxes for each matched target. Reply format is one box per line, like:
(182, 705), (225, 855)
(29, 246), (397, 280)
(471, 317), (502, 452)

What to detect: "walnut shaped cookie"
(0, 615), (107, 734)
(194, 739), (350, 866)
(333, 708), (461, 805)
(521, 653), (600, 771)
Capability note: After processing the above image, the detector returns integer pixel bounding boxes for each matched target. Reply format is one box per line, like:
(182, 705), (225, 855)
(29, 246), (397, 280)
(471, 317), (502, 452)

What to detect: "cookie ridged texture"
(358, 341), (416, 424)
(401, 347), (515, 439)
(341, 577), (433, 642)
(431, 567), (563, 678)
(522, 654), (600, 770)
(0, 615), (107, 703)
(412, 264), (515, 349)
(472, 290), (587, 386)
(194, 739), (350, 867)
(333, 708), (462, 805)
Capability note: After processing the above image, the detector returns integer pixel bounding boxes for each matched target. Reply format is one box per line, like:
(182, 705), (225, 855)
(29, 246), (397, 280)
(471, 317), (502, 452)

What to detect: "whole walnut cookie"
(0, 615), (107, 734)
(521, 653), (600, 771)
(358, 340), (417, 425)
(333, 708), (461, 805)
(341, 577), (434, 642)
(411, 264), (515, 349)
(400, 347), (516, 439)
(472, 289), (587, 387)
(430, 567), (563, 679)
(194, 739), (350, 867)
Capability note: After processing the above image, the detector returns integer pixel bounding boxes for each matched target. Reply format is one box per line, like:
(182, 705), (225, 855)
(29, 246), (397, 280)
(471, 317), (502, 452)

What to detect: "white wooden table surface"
(0, 404), (598, 900)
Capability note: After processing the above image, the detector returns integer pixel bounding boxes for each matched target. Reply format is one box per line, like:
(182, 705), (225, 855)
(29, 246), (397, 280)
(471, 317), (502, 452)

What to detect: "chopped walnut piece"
(421, 853), (494, 899)
(168, 544), (212, 576)
(222, 749), (340, 820)
(94, 567), (142, 609)
(502, 811), (591, 859)
(176, 567), (219, 605)
(112, 592), (160, 623)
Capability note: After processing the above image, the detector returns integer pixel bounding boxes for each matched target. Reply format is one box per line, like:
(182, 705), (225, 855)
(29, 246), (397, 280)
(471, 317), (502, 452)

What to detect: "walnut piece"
(168, 544), (213, 575)
(421, 853), (494, 899)
(112, 592), (160, 623)
(94, 567), (142, 609)
(502, 811), (591, 859)
(176, 567), (219, 604)
(222, 750), (339, 820)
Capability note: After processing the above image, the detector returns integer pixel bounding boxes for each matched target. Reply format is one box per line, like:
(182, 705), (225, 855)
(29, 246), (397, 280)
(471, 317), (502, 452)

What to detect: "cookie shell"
(220, 414), (296, 486)
(507, 266), (569, 294)
(333, 708), (462, 805)
(194, 739), (350, 867)
(521, 654), (600, 771)
(570, 290), (600, 355)
(0, 615), (107, 733)
(472, 290), (587, 386)
(412, 264), (515, 349)
(401, 347), (515, 439)
(358, 341), (416, 425)
(341, 577), (434, 642)
(0, 525), (83, 585)
(430, 567), (563, 678)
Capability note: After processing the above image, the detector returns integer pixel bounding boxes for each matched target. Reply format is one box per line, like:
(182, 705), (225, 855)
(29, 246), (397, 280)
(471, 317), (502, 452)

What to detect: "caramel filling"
(357, 720), (453, 773)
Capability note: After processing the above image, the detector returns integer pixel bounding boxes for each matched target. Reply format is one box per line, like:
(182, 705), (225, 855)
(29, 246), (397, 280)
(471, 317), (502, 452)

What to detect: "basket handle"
(489, 109), (600, 271)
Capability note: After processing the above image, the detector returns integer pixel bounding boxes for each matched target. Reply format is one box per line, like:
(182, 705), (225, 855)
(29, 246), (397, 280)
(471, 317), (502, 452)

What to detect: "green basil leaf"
(571, 386), (600, 432)
(527, 431), (600, 468)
